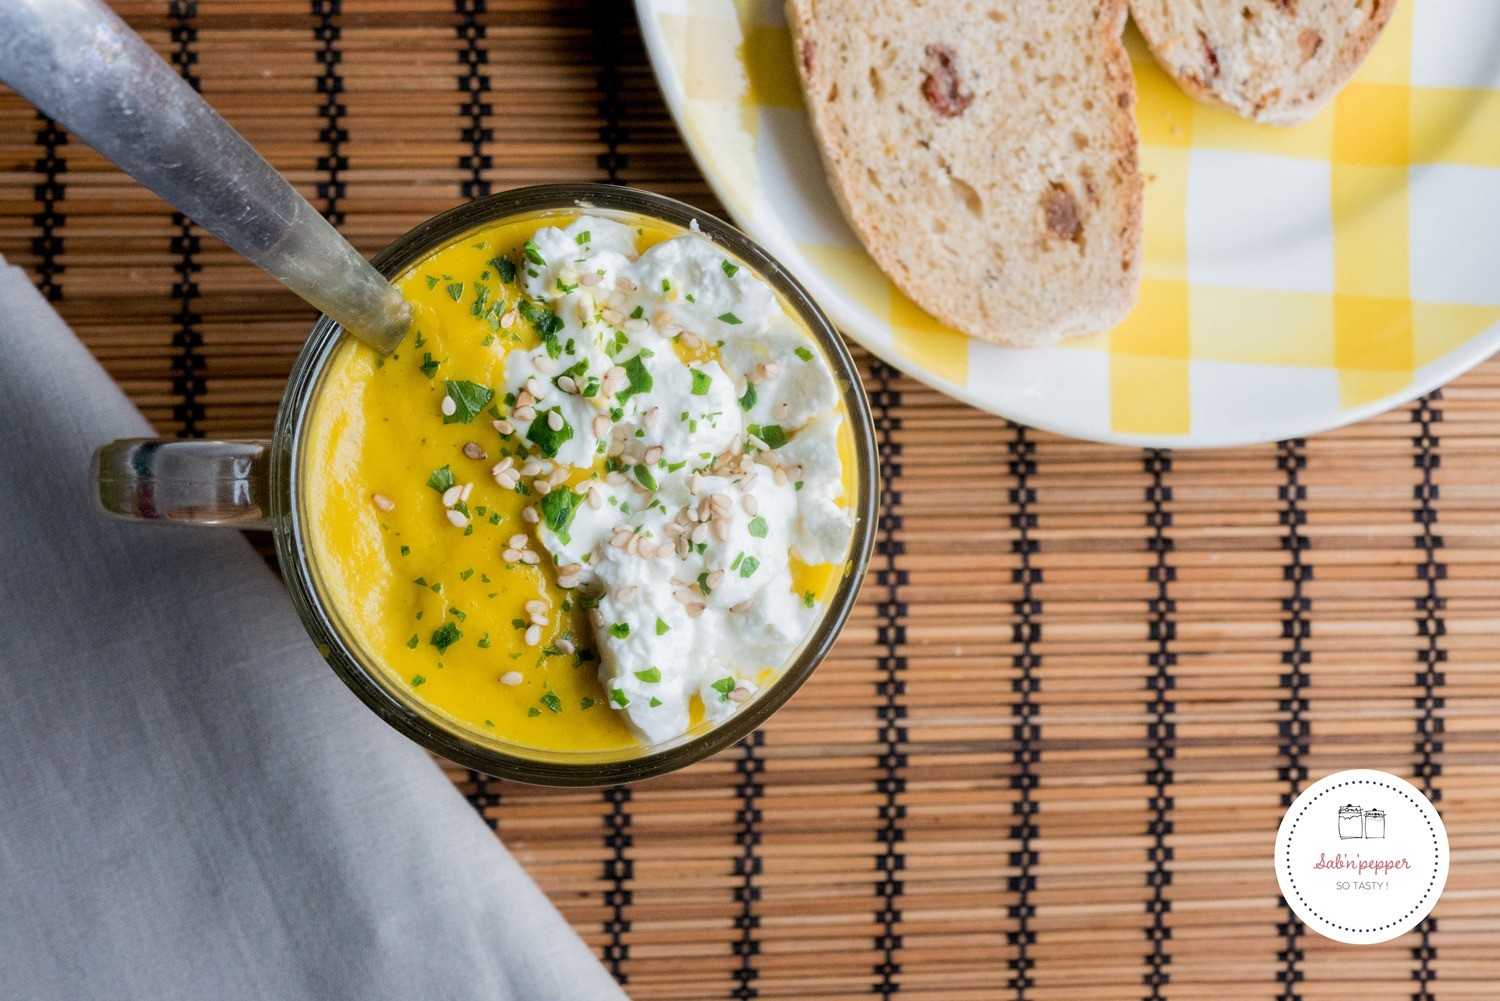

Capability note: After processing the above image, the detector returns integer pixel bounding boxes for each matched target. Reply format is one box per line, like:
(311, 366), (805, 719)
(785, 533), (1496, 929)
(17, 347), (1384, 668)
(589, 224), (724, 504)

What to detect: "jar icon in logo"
(1339, 804), (1365, 839)
(1364, 808), (1386, 839)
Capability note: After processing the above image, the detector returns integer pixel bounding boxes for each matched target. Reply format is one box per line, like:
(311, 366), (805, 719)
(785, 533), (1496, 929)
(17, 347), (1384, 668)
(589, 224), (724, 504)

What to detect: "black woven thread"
(444, 0), (505, 829)
(593, 0), (629, 184)
(869, 359), (906, 997)
(731, 729), (765, 999)
(601, 783), (633, 985)
(31, 113), (66, 302)
(456, 0), (492, 200)
(587, 5), (633, 985)
(168, 1), (205, 439)
(1275, 438), (1311, 1001)
(1141, 449), (1176, 1000)
(1007, 423), (1041, 1000)
(1411, 392), (1447, 1000)
(312, 0), (346, 225)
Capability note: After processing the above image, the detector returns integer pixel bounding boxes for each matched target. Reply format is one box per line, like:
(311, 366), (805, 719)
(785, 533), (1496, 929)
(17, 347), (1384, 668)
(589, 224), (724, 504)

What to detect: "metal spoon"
(0, 0), (411, 353)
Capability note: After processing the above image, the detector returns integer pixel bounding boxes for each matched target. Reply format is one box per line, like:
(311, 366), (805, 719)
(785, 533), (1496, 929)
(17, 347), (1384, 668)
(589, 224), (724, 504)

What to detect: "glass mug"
(92, 184), (879, 786)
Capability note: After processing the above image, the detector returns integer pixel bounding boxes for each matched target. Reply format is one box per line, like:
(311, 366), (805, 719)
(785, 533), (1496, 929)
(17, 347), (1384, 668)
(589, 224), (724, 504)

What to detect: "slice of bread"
(786, 0), (1143, 348)
(1129, 0), (1399, 125)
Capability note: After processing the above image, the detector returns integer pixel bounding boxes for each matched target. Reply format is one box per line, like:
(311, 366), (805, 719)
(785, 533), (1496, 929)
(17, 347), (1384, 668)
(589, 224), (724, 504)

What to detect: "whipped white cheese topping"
(503, 215), (853, 743)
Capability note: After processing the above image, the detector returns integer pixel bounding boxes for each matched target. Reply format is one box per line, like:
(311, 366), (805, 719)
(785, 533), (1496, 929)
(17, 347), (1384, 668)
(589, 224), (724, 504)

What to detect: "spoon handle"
(0, 0), (410, 353)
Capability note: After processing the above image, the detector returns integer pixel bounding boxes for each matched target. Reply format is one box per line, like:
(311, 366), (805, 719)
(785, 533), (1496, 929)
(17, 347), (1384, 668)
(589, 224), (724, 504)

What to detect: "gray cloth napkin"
(0, 259), (627, 1001)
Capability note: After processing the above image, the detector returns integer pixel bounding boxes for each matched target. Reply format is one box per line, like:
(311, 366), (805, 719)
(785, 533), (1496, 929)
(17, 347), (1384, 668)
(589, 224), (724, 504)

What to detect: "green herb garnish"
(748, 516), (768, 538)
(609, 622), (630, 639)
(430, 621), (462, 653)
(739, 556), (760, 578)
(489, 256), (516, 283)
(443, 379), (494, 424)
(718, 312), (742, 325)
(691, 369), (712, 396)
(721, 260), (739, 278)
(634, 667), (661, 683)
(540, 488), (583, 543)
(540, 690), (563, 713)
(427, 465), (455, 492)
(526, 408), (574, 458)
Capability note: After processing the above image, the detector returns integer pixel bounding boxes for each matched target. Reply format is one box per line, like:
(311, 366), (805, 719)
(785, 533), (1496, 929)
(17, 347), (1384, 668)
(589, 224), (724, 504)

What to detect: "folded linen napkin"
(0, 259), (627, 1001)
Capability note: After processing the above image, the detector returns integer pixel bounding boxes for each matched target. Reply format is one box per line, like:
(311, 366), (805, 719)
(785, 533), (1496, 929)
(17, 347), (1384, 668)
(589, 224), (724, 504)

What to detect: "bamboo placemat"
(6, 2), (1500, 998)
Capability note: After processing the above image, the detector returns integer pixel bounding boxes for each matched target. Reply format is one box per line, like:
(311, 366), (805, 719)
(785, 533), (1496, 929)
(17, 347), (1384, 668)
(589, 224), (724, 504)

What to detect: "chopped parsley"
(540, 488), (583, 542)
(400, 546), (411, 556)
(610, 687), (630, 707)
(749, 423), (788, 449)
(697, 572), (713, 596)
(426, 465), (455, 492)
(690, 369), (712, 396)
(575, 230), (591, 245)
(406, 634), (419, 649)
(523, 239), (546, 266)
(526, 408), (574, 458)
(445, 282), (464, 302)
(540, 690), (563, 713)
(634, 667), (661, 683)
(711, 677), (735, 702)
(617, 351), (654, 403)
(739, 556), (760, 578)
(412, 674), (426, 688)
(748, 516), (769, 538)
(721, 260), (739, 278)
(419, 353), (441, 379)
(478, 633), (492, 649)
(803, 590), (816, 607)
(489, 256), (516, 283)
(718, 312), (743, 325)
(581, 697), (596, 710)
(633, 464), (657, 491)
(795, 346), (814, 362)
(649, 697), (663, 707)
(430, 621), (462, 653)
(655, 618), (670, 636)
(443, 379), (494, 424)
(738, 382), (757, 411)
(609, 622), (631, 639)
(528, 707), (542, 718)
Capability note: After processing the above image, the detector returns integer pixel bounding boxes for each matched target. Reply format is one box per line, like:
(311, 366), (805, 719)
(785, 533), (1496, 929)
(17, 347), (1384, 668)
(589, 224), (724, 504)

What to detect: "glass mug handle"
(91, 438), (273, 529)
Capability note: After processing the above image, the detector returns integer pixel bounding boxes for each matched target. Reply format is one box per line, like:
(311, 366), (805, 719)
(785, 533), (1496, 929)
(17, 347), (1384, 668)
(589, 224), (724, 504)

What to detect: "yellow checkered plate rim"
(636, 0), (1500, 446)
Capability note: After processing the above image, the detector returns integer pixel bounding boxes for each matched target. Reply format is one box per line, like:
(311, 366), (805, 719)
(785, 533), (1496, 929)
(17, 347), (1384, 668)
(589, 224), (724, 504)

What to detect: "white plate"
(636, 0), (1500, 446)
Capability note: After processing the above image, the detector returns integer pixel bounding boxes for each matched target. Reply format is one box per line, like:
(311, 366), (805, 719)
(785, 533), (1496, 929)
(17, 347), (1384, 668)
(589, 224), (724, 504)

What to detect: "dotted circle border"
(1279, 777), (1443, 936)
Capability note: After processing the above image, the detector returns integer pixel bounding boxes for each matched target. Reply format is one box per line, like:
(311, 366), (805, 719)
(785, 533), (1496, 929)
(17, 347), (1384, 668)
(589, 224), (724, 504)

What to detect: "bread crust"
(787, 0), (1143, 348)
(1129, 0), (1399, 125)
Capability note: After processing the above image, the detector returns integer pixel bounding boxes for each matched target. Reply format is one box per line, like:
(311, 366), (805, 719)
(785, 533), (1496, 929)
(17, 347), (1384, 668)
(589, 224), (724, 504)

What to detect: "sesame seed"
(604, 469), (627, 486)
(685, 602), (706, 619)
(728, 685), (751, 704)
(500, 671), (524, 686)
(711, 492), (732, 510)
(773, 467), (788, 486)
(662, 323), (682, 338)
(459, 483), (473, 502)
(502, 548), (521, 563)
(618, 586), (639, 605)
(591, 609), (606, 629)
(513, 405), (536, 422)
(742, 494), (758, 516)
(521, 459), (547, 477)
(441, 485), (463, 508)
(574, 296), (593, 322)
(526, 377), (546, 400)
(730, 600), (752, 613)
(557, 575), (579, 590)
(520, 550), (540, 565)
(586, 487), (603, 510)
(492, 418), (514, 435)
(593, 414), (611, 438)
(623, 318), (649, 334)
(747, 434), (769, 452)
(500, 309), (518, 329)
(516, 389), (535, 408)
(743, 471), (759, 491)
(445, 509), (469, 528)
(706, 569), (725, 589)
(529, 612), (548, 627)
(644, 445), (664, 465)
(691, 523), (709, 545)
(441, 395), (457, 417)
(776, 402), (791, 419)
(533, 355), (558, 375)
(712, 519), (729, 542)
(579, 272), (602, 287)
(557, 375), (578, 394)
(371, 493), (394, 512)
(510, 533), (529, 549)
(652, 310), (673, 328)
(522, 506), (539, 524)
(603, 365), (627, 385)
(680, 331), (702, 349)
(534, 480), (552, 495)
(615, 277), (637, 292)
(463, 441), (487, 460)
(763, 362), (782, 380)
(548, 467), (569, 487)
(689, 473), (702, 496)
(547, 410), (563, 431)
(556, 638), (576, 654)
(524, 624), (541, 646)
(559, 563), (583, 576)
(601, 308), (624, 326)
(673, 589), (693, 605)
(607, 291), (627, 309)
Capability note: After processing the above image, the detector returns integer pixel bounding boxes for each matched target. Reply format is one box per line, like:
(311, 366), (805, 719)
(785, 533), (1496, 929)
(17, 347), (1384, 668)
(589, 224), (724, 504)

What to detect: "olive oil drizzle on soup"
(305, 213), (853, 753)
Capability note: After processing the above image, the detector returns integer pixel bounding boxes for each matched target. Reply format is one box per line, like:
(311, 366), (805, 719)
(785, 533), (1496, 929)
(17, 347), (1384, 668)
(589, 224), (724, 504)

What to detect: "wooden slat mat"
(6, 2), (1500, 997)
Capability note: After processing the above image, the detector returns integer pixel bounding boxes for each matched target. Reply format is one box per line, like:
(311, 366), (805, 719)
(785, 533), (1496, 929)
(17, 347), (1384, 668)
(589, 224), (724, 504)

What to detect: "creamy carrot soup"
(305, 212), (855, 753)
